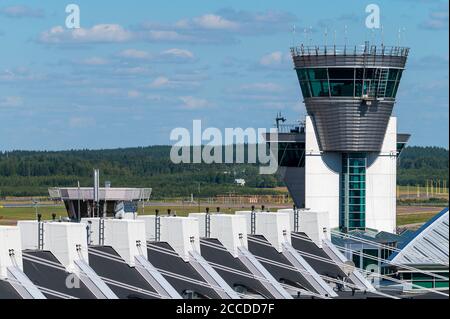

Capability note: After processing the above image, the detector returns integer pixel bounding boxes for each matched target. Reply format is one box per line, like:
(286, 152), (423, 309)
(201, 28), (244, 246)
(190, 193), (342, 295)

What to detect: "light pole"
(32, 198), (39, 221)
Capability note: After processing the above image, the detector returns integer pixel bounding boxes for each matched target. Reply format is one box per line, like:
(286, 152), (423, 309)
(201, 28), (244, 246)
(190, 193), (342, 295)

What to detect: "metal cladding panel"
(277, 167), (305, 208)
(50, 187), (152, 201)
(103, 219), (148, 266)
(23, 250), (96, 299)
(247, 235), (317, 293)
(291, 232), (347, 279)
(147, 242), (222, 299)
(17, 221), (44, 251)
(140, 216), (201, 262)
(189, 213), (248, 257)
(236, 212), (291, 253)
(199, 238), (276, 299)
(298, 211), (331, 248)
(0, 280), (23, 299)
(43, 222), (89, 272)
(390, 208), (449, 265)
(88, 246), (158, 299)
(0, 227), (23, 278)
(293, 54), (407, 69)
(305, 99), (395, 152)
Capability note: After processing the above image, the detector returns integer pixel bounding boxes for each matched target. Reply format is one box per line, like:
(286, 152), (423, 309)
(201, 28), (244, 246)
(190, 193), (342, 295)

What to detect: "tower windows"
(296, 67), (403, 99)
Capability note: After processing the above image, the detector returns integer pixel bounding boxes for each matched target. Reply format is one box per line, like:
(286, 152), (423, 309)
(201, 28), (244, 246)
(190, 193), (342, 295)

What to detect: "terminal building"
(48, 186), (151, 220)
(266, 43), (410, 234)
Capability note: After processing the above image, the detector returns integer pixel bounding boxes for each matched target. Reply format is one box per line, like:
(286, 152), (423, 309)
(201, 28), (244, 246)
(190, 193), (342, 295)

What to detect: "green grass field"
(0, 206), (68, 224)
(397, 185), (448, 197)
(0, 204), (444, 227)
(396, 212), (440, 226)
(0, 205), (241, 225)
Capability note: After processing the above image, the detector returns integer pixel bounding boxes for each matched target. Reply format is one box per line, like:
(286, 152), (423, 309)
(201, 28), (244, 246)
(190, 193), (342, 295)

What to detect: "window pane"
(278, 143), (306, 167)
(310, 80), (329, 97)
(328, 68), (354, 79)
(385, 81), (396, 97)
(364, 68), (375, 79)
(330, 80), (354, 96)
(307, 68), (328, 80)
(350, 213), (364, 220)
(355, 80), (363, 96)
(352, 254), (361, 268)
(392, 81), (401, 98)
(413, 281), (433, 289)
(356, 68), (365, 80)
(388, 69), (399, 81)
(435, 281), (449, 288)
(299, 81), (311, 98)
(297, 69), (308, 81)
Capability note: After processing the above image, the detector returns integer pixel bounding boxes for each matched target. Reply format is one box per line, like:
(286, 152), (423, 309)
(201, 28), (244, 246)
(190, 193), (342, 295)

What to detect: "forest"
(0, 145), (448, 198)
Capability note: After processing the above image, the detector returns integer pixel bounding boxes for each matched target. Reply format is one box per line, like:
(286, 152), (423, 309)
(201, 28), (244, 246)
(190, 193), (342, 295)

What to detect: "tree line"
(0, 145), (447, 198)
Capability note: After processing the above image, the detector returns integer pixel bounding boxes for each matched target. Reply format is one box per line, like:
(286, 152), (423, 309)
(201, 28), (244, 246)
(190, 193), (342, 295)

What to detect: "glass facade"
(341, 153), (367, 231)
(400, 272), (449, 290)
(297, 67), (403, 99)
(277, 142), (305, 167)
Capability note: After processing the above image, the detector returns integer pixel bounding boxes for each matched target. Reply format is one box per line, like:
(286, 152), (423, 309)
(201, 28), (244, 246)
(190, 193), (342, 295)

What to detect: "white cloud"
(117, 48), (194, 63)
(0, 5), (44, 18)
(38, 9), (297, 46)
(258, 51), (291, 70)
(148, 74), (201, 90)
(149, 76), (171, 88)
(145, 30), (189, 42)
(39, 24), (134, 44)
(113, 66), (152, 76)
(179, 96), (210, 110)
(0, 67), (45, 82)
(161, 48), (194, 60)
(0, 96), (23, 107)
(138, 9), (298, 45)
(192, 14), (239, 30)
(119, 49), (150, 59)
(260, 51), (283, 66)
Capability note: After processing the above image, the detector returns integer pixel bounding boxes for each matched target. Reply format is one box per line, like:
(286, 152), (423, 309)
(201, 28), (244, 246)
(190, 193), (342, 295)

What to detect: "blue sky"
(0, 0), (448, 150)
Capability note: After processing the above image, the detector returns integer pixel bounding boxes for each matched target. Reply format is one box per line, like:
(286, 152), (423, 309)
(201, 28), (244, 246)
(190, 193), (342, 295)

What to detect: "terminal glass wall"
(277, 142), (306, 167)
(341, 153), (367, 231)
(296, 67), (403, 99)
(400, 272), (449, 290)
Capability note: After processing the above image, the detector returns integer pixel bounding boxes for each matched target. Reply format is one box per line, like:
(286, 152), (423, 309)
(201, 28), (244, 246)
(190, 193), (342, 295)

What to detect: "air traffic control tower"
(267, 43), (410, 234)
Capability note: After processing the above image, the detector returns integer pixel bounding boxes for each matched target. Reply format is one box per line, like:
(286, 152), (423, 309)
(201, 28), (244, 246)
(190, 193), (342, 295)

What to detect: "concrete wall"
(17, 221), (88, 272)
(235, 212), (291, 252)
(0, 227), (23, 278)
(304, 116), (397, 233)
(139, 216), (200, 262)
(298, 211), (331, 248)
(189, 213), (248, 258)
(81, 218), (148, 266)
(305, 116), (341, 229)
(365, 117), (397, 233)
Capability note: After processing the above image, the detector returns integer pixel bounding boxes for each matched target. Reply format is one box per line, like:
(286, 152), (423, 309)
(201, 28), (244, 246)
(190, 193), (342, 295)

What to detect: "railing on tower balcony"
(275, 123), (306, 134)
(290, 43), (410, 58)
